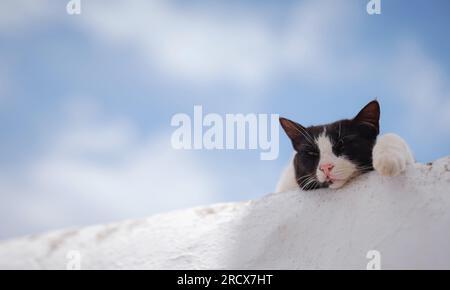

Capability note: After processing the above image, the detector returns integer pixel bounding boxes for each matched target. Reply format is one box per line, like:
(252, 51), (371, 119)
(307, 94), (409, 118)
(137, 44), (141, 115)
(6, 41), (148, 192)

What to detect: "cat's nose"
(319, 163), (334, 176)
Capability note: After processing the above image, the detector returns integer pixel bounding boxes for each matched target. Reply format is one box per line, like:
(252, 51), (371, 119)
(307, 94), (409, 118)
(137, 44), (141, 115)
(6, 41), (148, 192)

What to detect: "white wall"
(0, 157), (449, 269)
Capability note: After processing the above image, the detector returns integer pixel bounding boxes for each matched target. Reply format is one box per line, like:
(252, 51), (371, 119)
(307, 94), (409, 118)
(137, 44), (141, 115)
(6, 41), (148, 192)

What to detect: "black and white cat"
(276, 100), (414, 192)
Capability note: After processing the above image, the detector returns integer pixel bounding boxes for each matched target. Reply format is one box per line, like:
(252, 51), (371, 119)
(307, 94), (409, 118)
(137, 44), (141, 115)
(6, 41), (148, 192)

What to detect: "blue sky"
(1, 0), (450, 239)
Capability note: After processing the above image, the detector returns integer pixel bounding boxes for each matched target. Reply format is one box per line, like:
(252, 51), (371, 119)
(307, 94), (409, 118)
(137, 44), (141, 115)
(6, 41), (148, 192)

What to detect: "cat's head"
(280, 100), (380, 190)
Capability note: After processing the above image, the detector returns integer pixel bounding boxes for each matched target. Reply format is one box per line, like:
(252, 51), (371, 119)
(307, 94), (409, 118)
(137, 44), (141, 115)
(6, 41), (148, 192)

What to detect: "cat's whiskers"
(297, 174), (317, 190)
(301, 177), (316, 190)
(297, 174), (313, 184)
(357, 165), (374, 172)
(306, 179), (318, 190)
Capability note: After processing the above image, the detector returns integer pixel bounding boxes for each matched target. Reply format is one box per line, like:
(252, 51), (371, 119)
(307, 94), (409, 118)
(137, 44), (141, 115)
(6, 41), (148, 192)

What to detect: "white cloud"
(80, 0), (358, 88)
(0, 0), (369, 89)
(389, 40), (450, 135)
(0, 100), (220, 238)
(82, 0), (274, 87)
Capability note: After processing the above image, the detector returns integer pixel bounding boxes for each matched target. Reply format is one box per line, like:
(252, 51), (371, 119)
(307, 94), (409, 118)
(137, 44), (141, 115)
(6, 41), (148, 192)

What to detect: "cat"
(276, 100), (415, 192)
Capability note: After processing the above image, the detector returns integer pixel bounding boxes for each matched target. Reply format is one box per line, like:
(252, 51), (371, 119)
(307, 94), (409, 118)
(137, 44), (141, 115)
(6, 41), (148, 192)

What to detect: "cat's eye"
(334, 139), (344, 151)
(307, 151), (319, 156)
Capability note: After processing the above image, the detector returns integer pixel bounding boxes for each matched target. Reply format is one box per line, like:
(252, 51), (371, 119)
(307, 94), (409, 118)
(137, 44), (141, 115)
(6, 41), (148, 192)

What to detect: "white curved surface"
(0, 157), (449, 269)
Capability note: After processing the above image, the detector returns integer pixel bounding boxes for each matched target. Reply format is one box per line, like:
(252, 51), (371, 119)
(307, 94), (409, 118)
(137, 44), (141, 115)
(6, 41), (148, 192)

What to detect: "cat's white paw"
(373, 152), (407, 177)
(372, 133), (413, 177)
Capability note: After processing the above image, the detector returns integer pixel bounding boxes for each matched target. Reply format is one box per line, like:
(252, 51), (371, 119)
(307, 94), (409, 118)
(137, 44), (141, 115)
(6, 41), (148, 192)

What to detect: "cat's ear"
(279, 117), (307, 150)
(353, 100), (380, 133)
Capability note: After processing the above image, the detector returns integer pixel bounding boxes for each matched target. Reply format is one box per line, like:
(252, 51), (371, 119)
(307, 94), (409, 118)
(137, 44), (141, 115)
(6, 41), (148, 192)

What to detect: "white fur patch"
(315, 132), (357, 189)
(372, 133), (414, 176)
(275, 153), (298, 193)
